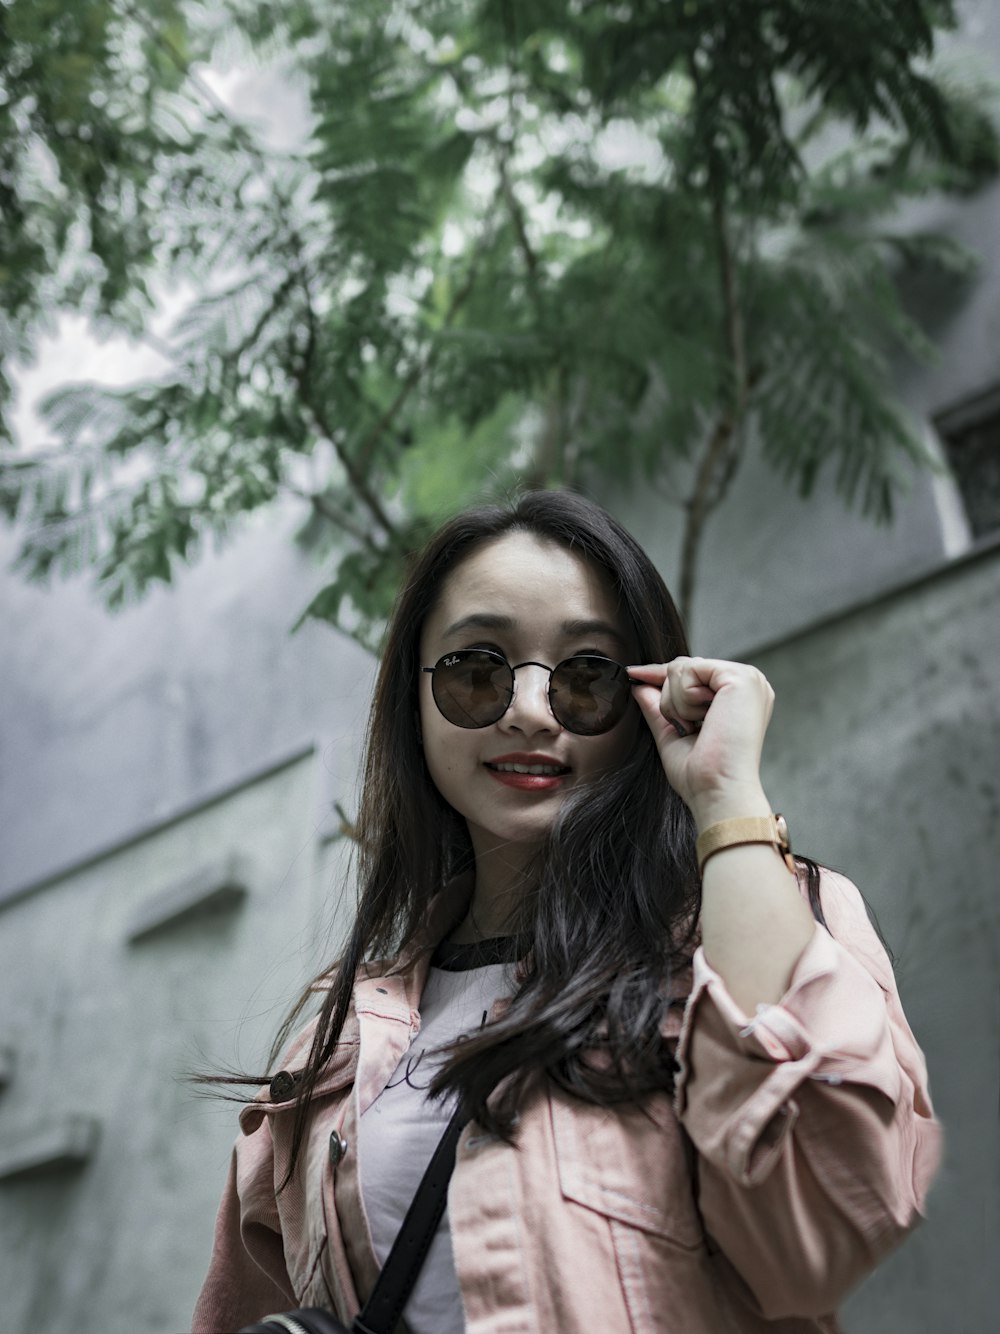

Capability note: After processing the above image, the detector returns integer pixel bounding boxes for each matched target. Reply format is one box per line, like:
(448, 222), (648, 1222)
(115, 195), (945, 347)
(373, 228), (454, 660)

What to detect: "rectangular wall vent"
(0, 1116), (100, 1182)
(126, 854), (252, 943)
(936, 384), (1000, 541)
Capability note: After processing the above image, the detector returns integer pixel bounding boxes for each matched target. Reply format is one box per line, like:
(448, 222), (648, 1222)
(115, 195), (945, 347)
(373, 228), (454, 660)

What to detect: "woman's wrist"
(689, 782), (772, 834)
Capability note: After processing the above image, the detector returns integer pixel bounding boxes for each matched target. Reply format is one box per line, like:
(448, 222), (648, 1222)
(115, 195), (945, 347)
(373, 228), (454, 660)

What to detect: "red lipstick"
(484, 752), (570, 792)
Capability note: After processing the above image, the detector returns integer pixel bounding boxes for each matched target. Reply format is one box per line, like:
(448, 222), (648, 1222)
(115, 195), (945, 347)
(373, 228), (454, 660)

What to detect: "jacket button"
(329, 1132), (349, 1167)
(269, 1070), (297, 1102)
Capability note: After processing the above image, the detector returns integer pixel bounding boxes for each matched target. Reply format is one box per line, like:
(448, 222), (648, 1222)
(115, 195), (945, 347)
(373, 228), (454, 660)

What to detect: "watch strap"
(696, 813), (795, 876)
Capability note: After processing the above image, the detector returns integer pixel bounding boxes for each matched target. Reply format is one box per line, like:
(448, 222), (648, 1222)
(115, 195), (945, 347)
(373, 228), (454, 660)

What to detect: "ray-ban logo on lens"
(444, 655), (461, 666)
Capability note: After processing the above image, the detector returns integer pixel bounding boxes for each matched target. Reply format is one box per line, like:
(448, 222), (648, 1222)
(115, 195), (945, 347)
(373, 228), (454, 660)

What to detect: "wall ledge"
(736, 531), (1000, 660)
(0, 1115), (100, 1182)
(126, 853), (252, 943)
(0, 741), (315, 913)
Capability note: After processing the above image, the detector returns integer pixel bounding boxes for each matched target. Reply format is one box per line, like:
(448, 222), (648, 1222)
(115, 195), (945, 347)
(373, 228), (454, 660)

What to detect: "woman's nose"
(501, 663), (558, 733)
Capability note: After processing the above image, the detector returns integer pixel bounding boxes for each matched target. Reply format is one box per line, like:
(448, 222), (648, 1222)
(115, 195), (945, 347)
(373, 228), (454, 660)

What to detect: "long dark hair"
(213, 490), (824, 1185)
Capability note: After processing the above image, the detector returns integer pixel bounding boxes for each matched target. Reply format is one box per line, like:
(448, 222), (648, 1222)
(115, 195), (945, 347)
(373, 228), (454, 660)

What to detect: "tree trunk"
(678, 410), (735, 625)
(676, 156), (750, 629)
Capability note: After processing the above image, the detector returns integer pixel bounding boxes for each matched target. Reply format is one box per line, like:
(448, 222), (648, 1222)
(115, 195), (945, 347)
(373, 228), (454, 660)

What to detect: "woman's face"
(418, 531), (640, 859)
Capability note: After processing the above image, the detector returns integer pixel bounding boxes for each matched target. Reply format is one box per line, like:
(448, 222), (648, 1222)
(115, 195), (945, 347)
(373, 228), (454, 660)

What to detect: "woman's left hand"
(628, 657), (774, 828)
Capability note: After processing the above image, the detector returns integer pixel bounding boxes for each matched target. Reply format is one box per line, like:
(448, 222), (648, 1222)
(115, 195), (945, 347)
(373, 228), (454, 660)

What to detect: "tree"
(0, 0), (193, 415)
(2, 0), (996, 646)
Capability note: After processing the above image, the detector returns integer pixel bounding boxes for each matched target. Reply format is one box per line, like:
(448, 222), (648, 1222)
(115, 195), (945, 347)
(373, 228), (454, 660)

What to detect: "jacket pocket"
(549, 1090), (704, 1250)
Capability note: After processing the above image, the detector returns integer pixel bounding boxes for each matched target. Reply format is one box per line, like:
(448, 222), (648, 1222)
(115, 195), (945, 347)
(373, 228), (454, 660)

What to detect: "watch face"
(774, 813), (790, 847)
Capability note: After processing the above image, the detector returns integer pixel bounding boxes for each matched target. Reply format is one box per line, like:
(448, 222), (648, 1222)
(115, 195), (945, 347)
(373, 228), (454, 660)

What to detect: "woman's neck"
(452, 839), (539, 942)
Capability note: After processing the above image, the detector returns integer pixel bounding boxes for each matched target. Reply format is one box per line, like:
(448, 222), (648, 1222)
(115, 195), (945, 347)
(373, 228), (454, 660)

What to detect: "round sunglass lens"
(550, 656), (630, 735)
(432, 651), (513, 728)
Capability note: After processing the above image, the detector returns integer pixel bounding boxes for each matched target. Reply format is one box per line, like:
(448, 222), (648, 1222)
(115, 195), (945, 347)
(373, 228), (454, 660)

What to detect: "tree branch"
(299, 396), (398, 543)
(495, 149), (570, 483)
(354, 232), (488, 474)
(711, 186), (749, 427)
(284, 484), (381, 552)
(294, 293), (400, 543)
(494, 7), (566, 485)
(678, 408), (735, 623)
(496, 149), (545, 322)
(676, 78), (753, 622)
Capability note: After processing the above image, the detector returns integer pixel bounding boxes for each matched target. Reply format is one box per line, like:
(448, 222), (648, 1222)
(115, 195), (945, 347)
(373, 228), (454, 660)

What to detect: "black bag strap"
(242, 1104), (469, 1334)
(351, 1100), (468, 1334)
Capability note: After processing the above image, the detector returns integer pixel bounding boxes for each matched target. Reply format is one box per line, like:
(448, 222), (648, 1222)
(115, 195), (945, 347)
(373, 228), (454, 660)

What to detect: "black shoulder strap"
(351, 1101), (468, 1334)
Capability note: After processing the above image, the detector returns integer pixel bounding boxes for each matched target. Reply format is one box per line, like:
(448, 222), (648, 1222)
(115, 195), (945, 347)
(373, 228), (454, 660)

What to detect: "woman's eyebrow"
(561, 618), (626, 645)
(442, 613), (516, 637)
(442, 613), (626, 648)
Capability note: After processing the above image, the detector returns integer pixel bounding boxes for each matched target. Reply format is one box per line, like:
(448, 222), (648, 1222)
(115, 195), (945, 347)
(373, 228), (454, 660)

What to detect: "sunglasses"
(422, 649), (634, 736)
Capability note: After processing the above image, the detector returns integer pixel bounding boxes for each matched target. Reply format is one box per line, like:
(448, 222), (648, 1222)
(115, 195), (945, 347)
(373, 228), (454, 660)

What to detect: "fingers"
(628, 658), (716, 731)
(629, 656), (775, 737)
(629, 676), (700, 741)
(630, 657), (775, 802)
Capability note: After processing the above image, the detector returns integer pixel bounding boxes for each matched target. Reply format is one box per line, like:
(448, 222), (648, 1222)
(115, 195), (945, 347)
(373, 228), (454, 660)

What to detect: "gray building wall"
(0, 747), (357, 1334)
(0, 508), (375, 900)
(753, 541), (1000, 1330)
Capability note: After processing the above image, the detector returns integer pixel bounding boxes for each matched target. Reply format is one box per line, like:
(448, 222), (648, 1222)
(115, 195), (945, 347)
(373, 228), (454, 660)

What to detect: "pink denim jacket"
(192, 869), (941, 1333)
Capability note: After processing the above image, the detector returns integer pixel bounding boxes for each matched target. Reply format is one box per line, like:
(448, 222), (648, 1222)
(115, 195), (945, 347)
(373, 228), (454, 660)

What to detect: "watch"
(695, 813), (796, 876)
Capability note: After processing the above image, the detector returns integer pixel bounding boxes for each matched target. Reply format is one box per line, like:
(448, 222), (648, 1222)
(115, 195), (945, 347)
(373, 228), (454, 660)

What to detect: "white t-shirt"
(358, 949), (516, 1334)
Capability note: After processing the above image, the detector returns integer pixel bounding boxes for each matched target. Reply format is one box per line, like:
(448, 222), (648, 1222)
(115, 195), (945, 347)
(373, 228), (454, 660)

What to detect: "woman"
(192, 490), (940, 1333)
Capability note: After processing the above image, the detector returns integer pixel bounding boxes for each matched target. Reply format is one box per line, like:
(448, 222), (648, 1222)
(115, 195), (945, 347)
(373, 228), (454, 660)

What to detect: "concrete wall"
(752, 540), (1000, 1331)
(0, 748), (356, 1334)
(0, 508), (376, 901)
(617, 430), (964, 657)
(0, 511), (375, 1332)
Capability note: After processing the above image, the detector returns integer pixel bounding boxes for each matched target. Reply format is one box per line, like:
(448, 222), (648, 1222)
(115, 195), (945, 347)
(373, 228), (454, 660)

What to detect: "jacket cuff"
(675, 923), (901, 1186)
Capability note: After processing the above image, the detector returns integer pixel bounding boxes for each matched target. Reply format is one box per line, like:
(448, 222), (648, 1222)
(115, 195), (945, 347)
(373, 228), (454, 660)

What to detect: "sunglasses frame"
(421, 648), (634, 735)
